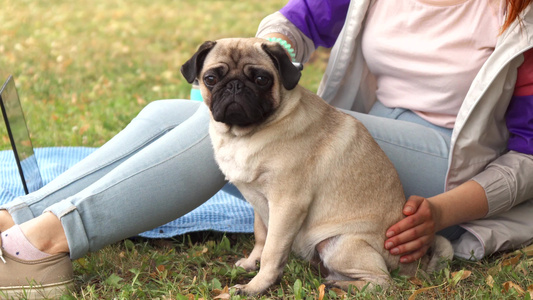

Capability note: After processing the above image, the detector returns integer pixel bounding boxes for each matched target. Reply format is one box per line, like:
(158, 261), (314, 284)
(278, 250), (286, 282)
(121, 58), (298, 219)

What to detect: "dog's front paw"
(231, 282), (267, 296)
(231, 284), (249, 295)
(235, 257), (258, 271)
(231, 274), (277, 295)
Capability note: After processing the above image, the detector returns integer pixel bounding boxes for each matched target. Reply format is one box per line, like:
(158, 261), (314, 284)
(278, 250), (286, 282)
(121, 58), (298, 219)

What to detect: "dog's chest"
(213, 138), (269, 184)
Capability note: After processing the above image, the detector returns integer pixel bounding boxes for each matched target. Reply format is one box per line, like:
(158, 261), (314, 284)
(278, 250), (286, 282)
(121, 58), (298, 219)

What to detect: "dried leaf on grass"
(193, 247), (208, 257)
(212, 285), (230, 299)
(408, 285), (441, 300)
(489, 251), (529, 280)
(330, 287), (347, 297)
(514, 262), (529, 276)
(523, 244), (533, 257)
(184, 294), (195, 300)
(213, 293), (230, 300)
(501, 244), (533, 270)
(451, 270), (472, 280)
(409, 270), (471, 300)
(485, 274), (495, 288)
(512, 244), (533, 257)
(502, 254), (522, 267)
(409, 277), (424, 287)
(450, 270), (471, 286)
(502, 281), (525, 296)
(488, 264), (501, 276)
(489, 253), (523, 277)
(317, 284), (325, 300)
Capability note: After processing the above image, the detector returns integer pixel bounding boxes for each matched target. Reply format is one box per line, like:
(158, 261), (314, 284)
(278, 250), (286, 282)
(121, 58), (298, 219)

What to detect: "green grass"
(0, 0), (324, 149)
(1, 1), (533, 299)
(70, 234), (533, 299)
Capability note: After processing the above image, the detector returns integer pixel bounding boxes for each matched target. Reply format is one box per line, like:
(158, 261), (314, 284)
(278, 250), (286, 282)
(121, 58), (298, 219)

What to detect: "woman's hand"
(384, 195), (441, 263)
(384, 181), (489, 263)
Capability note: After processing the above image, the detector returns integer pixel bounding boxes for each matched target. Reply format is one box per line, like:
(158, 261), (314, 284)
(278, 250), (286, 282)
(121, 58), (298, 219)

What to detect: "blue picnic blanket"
(0, 147), (254, 238)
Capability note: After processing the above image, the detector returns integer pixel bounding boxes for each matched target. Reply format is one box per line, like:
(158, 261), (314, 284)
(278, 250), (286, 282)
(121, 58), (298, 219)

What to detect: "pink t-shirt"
(362, 0), (504, 128)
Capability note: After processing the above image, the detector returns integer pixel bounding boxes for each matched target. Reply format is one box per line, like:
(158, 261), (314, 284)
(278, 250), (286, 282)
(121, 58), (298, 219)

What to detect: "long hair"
(502, 0), (533, 32)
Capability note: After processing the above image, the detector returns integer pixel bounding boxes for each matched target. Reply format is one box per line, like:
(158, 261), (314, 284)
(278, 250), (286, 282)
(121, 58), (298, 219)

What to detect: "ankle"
(0, 210), (15, 232)
(19, 213), (69, 256)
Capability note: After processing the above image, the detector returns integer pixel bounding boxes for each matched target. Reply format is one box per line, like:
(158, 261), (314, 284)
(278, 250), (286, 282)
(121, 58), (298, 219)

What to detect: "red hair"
(502, 0), (533, 32)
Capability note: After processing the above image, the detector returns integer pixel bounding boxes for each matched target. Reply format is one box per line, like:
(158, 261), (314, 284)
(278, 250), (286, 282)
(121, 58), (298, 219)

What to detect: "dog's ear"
(180, 41), (217, 83)
(261, 42), (301, 90)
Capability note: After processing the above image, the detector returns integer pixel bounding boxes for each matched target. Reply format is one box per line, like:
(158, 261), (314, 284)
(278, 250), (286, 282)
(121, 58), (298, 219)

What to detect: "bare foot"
(0, 210), (15, 232)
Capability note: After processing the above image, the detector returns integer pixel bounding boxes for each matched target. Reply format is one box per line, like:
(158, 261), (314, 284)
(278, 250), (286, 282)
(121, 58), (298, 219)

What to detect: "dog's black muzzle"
(211, 79), (272, 127)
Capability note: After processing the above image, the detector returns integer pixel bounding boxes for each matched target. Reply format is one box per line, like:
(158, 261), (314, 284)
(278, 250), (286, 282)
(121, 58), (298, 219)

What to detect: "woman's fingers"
(385, 223), (434, 254)
(386, 196), (434, 238)
(399, 245), (431, 263)
(385, 195), (438, 263)
(402, 195), (425, 216)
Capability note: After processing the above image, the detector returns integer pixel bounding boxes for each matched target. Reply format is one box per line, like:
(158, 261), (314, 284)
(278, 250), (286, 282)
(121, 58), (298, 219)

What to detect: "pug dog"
(180, 38), (453, 295)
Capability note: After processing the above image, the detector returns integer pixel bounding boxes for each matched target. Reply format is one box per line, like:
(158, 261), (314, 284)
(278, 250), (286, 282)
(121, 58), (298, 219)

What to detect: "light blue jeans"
(2, 99), (457, 259)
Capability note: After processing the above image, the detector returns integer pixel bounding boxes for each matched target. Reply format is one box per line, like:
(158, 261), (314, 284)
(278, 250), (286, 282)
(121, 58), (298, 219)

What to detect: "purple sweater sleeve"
(279, 0), (350, 48)
(506, 95), (533, 154)
(506, 49), (533, 155)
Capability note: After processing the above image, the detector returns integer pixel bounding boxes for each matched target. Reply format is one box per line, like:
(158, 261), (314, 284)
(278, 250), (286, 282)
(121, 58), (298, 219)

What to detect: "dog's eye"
(255, 76), (270, 86)
(203, 75), (218, 86)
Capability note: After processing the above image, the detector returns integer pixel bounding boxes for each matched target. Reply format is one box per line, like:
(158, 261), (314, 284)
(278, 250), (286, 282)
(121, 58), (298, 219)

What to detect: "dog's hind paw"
(325, 279), (376, 292)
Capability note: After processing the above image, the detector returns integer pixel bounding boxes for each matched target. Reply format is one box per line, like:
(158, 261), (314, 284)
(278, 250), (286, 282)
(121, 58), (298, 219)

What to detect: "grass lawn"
(1, 1), (533, 299)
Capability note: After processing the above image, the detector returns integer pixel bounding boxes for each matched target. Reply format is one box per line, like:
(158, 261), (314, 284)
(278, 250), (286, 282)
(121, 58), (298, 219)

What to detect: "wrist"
(426, 196), (446, 232)
(427, 180), (488, 231)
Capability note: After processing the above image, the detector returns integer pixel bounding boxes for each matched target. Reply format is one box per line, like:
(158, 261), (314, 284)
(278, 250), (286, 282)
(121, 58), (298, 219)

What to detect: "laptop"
(0, 75), (43, 194)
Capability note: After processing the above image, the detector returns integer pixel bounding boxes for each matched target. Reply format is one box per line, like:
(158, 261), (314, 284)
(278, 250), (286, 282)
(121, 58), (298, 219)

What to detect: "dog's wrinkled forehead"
(202, 38), (273, 70)
(180, 37), (301, 91)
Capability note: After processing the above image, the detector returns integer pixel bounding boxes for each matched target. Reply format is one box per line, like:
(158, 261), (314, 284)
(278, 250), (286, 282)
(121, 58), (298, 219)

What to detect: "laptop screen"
(0, 76), (43, 194)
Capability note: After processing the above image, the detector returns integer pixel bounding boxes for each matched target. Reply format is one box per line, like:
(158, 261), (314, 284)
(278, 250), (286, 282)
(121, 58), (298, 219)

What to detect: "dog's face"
(180, 38), (301, 127)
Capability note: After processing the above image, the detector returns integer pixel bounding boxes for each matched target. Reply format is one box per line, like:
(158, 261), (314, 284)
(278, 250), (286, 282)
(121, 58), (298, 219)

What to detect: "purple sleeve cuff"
(280, 0), (350, 48)
(506, 94), (533, 154)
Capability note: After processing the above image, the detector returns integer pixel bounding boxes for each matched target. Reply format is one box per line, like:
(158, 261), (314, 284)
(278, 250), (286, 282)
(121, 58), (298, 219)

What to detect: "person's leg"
(42, 101), (224, 259)
(1, 99), (204, 225)
(1, 100), (223, 297)
(340, 102), (465, 240)
(342, 102), (452, 198)
(2, 100), (226, 260)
